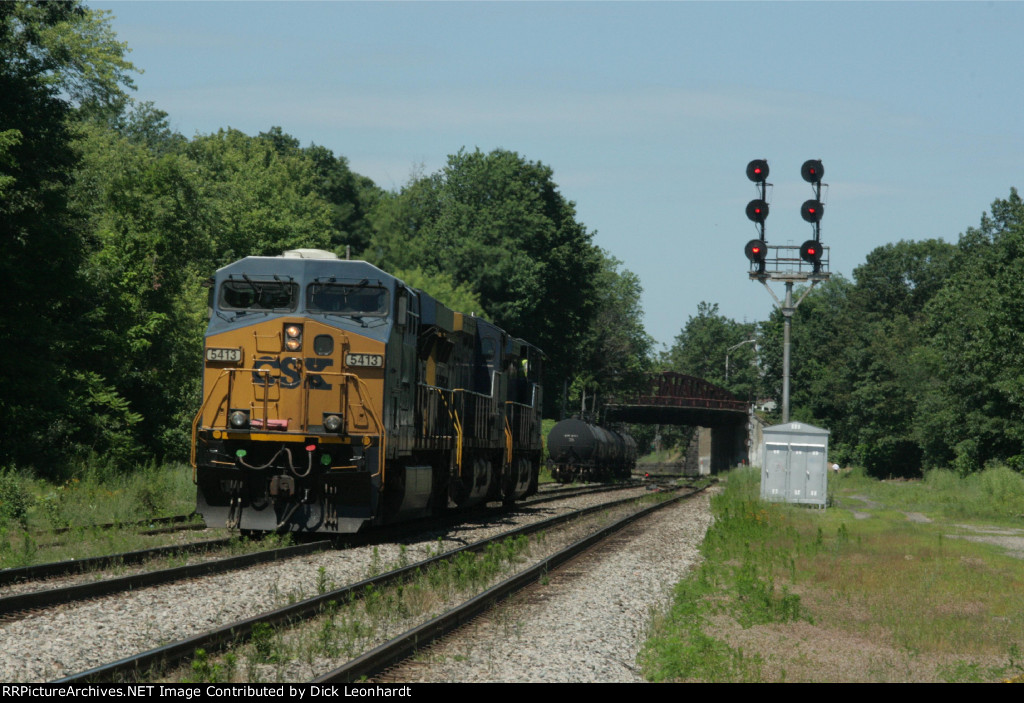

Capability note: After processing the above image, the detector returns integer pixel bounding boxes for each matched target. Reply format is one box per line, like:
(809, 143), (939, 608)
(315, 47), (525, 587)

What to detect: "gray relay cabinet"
(760, 422), (829, 508)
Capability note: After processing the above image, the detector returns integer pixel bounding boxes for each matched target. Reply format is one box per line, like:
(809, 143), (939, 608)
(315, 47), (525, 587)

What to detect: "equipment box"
(760, 422), (829, 508)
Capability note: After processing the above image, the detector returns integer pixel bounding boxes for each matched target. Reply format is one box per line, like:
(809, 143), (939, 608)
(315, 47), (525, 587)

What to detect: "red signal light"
(745, 239), (767, 263)
(800, 239), (822, 271)
(801, 199), (824, 223)
(801, 159), (824, 184)
(746, 159), (769, 183)
(746, 199), (769, 223)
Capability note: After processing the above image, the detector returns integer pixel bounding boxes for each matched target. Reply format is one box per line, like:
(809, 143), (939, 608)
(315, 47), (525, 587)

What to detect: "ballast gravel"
(0, 485), (684, 682)
(405, 492), (714, 683)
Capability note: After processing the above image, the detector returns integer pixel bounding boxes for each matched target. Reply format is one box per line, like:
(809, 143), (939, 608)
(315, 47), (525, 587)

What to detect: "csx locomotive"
(192, 249), (543, 533)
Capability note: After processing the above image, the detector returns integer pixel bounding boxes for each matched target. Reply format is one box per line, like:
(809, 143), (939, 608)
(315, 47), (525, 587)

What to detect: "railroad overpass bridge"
(604, 372), (751, 474)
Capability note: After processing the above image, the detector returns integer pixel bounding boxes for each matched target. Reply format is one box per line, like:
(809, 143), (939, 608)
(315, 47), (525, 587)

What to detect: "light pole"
(725, 338), (756, 384)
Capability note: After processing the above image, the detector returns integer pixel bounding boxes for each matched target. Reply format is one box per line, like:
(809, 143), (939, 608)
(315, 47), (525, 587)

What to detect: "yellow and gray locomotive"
(192, 249), (543, 533)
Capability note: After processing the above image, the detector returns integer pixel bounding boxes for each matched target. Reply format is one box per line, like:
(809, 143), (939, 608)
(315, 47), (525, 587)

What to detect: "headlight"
(229, 409), (250, 429)
(323, 413), (344, 433)
(284, 324), (302, 351)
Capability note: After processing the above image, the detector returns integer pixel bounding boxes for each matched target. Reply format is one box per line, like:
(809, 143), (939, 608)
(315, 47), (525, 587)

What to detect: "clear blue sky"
(93, 1), (1024, 350)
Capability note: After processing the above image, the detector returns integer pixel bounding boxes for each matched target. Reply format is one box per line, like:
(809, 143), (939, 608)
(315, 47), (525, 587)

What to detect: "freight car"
(192, 249), (544, 534)
(546, 417), (637, 483)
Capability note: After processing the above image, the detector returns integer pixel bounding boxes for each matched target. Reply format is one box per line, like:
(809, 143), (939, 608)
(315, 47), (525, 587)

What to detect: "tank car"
(192, 249), (544, 533)
(546, 417), (637, 482)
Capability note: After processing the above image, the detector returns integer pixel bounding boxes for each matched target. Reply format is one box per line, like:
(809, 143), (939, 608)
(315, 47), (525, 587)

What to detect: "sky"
(91, 1), (1024, 350)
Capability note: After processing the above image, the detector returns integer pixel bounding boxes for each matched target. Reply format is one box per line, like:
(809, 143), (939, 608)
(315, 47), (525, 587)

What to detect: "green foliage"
(371, 148), (606, 415)
(249, 623), (285, 664)
(1, 2), (91, 471)
(186, 649), (237, 684)
(392, 267), (487, 318)
(0, 469), (32, 530)
(754, 194), (1024, 476)
(921, 190), (1024, 471)
(187, 128), (335, 261)
(641, 580), (766, 683)
(571, 252), (654, 410)
(665, 301), (756, 400)
(1, 0), (648, 477)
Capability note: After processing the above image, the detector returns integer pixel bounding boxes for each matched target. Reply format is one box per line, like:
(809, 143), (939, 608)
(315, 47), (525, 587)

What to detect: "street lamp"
(725, 338), (756, 383)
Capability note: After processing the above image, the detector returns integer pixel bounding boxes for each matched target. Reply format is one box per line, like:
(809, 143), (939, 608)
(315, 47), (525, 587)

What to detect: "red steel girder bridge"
(604, 372), (750, 473)
(604, 371), (749, 427)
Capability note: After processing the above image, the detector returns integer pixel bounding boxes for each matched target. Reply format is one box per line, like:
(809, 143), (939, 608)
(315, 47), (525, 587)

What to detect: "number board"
(345, 353), (384, 368)
(206, 347), (242, 363)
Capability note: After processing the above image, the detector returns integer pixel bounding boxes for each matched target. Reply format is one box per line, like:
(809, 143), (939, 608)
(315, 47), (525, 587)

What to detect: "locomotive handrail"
(432, 387), (463, 469)
(306, 370), (387, 480)
(190, 369), (242, 476)
(503, 416), (513, 466)
(190, 368), (387, 482)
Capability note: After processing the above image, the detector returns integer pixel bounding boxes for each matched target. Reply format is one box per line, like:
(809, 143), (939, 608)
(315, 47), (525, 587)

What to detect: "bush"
(0, 468), (32, 529)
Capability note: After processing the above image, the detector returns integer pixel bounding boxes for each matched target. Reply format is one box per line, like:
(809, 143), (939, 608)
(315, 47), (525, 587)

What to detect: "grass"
(637, 448), (684, 465)
(0, 461), (203, 569)
(640, 464), (1024, 683)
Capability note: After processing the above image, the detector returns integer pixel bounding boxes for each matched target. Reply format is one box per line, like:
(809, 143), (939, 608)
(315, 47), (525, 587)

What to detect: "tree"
(922, 189), (1024, 472)
(71, 122), (214, 462)
(371, 148), (603, 414)
(0, 1), (137, 472)
(571, 252), (654, 411)
(186, 128), (334, 262)
(257, 128), (382, 256)
(392, 267), (487, 319)
(667, 302), (756, 399)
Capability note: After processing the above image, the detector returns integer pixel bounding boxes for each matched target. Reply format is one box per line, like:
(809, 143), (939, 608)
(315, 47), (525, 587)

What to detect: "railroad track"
(0, 537), (235, 589)
(0, 540), (333, 622)
(44, 481), (701, 683)
(315, 486), (706, 683)
(1, 481), (635, 594)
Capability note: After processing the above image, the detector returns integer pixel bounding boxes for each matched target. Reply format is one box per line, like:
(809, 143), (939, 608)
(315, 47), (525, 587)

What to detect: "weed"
(937, 659), (1007, 683)
(643, 464), (1024, 682)
(249, 623), (286, 664)
(0, 469), (32, 530)
(186, 649), (237, 683)
(367, 546), (381, 578)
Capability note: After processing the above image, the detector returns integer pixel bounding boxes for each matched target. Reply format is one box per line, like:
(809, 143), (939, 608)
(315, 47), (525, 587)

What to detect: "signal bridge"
(747, 243), (832, 282)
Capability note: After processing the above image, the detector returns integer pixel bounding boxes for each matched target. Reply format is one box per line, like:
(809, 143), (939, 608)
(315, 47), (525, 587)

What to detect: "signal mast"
(743, 159), (831, 423)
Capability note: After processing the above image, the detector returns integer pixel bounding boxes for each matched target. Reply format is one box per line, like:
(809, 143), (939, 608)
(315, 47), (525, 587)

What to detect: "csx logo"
(252, 357), (334, 389)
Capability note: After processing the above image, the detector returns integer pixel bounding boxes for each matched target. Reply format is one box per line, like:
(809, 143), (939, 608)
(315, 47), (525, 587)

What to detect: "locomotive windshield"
(219, 279), (298, 311)
(306, 283), (389, 318)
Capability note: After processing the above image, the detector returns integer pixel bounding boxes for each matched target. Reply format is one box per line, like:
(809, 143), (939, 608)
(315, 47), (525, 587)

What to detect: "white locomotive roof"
(281, 248), (339, 259)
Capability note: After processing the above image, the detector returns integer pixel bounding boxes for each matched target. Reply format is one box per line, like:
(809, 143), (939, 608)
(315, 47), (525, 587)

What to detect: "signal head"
(745, 239), (767, 263)
(801, 159), (824, 184)
(746, 159), (769, 183)
(801, 199), (824, 223)
(746, 199), (769, 223)
(799, 239), (822, 266)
